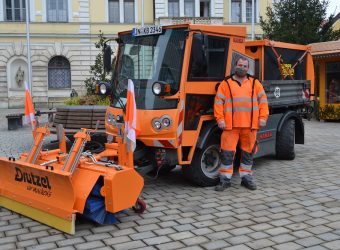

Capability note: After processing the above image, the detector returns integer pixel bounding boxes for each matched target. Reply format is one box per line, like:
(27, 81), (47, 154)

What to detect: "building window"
(326, 62), (340, 104)
(108, 0), (120, 23)
(200, 0), (210, 17)
(168, 0), (179, 17)
(188, 34), (229, 80)
(5, 0), (26, 21)
(246, 0), (256, 23)
(124, 0), (134, 23)
(47, 0), (68, 22)
(48, 56), (71, 89)
(184, 0), (195, 17)
(231, 0), (241, 23)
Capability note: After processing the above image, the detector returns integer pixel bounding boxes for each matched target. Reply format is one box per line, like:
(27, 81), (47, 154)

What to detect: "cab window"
(188, 34), (229, 81)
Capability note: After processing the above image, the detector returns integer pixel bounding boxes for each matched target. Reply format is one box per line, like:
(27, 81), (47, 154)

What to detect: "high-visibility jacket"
(214, 75), (269, 130)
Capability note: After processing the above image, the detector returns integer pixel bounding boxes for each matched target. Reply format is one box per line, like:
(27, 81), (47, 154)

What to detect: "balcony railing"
(155, 17), (224, 26)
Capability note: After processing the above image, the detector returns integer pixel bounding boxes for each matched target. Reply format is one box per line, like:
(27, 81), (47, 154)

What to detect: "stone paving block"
(18, 231), (50, 241)
(181, 236), (209, 246)
(103, 235), (130, 245)
(191, 227), (214, 236)
(135, 224), (160, 233)
(181, 246), (204, 250)
(303, 246), (329, 250)
(206, 231), (231, 241)
(0, 223), (22, 232)
(250, 223), (273, 231)
(201, 239), (229, 250)
(94, 247), (112, 250)
(26, 243), (58, 250)
(294, 236), (324, 247)
(245, 239), (276, 249)
(0, 243), (16, 250)
(223, 244), (252, 250)
(130, 231), (156, 241)
(83, 232), (112, 242)
(16, 239), (38, 248)
(265, 226), (290, 236)
(37, 234), (66, 244)
(306, 225), (332, 234)
(0, 236), (17, 245)
(249, 231), (270, 240)
(156, 241), (185, 250)
(143, 235), (172, 245)
(109, 239), (151, 250)
(322, 240), (340, 250)
(173, 224), (196, 232)
(269, 233), (297, 244)
(226, 235), (252, 245)
(273, 242), (302, 250)
(328, 221), (340, 229)
(169, 231), (195, 241)
(317, 232), (340, 241)
(153, 228), (177, 236)
(75, 241), (106, 250)
(29, 225), (51, 232)
(91, 225), (117, 234)
(55, 247), (76, 250)
(56, 237), (86, 247)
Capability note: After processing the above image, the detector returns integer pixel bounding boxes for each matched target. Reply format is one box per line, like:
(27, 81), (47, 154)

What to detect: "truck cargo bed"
(263, 80), (310, 109)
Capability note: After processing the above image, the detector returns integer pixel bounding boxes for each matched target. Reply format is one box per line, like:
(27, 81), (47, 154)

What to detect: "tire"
(182, 137), (220, 187)
(276, 119), (295, 160)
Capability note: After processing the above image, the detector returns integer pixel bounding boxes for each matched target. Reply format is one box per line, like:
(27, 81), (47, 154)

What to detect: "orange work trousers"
(219, 128), (257, 180)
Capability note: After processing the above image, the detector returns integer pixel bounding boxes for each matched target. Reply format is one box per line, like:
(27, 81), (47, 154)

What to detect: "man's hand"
(218, 120), (226, 130)
(259, 119), (267, 127)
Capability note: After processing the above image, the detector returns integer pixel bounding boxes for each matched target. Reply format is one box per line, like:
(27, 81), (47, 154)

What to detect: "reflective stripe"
(214, 100), (224, 105)
(233, 97), (257, 103)
(259, 98), (268, 103)
(216, 93), (226, 100)
(240, 163), (252, 171)
(224, 106), (259, 113)
(257, 91), (266, 99)
(219, 164), (233, 171)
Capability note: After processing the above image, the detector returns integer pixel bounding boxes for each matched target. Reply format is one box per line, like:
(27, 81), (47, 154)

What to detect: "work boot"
(215, 178), (231, 191)
(241, 175), (257, 190)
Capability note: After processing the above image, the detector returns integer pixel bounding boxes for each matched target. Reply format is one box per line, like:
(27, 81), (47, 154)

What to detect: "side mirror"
(96, 82), (114, 96)
(152, 81), (171, 96)
(103, 44), (112, 73)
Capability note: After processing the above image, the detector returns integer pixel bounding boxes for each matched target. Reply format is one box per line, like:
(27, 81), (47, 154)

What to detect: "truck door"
(181, 33), (230, 161)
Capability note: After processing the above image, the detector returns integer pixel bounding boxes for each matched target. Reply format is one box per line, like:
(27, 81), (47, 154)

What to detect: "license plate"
(132, 26), (162, 36)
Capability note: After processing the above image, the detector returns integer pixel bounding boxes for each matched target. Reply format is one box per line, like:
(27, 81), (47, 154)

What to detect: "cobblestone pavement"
(0, 109), (340, 250)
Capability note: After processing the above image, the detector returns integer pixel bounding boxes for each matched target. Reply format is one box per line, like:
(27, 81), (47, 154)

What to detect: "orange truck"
(98, 24), (314, 186)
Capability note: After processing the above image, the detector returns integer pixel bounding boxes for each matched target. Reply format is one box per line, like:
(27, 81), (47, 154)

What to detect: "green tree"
(260, 0), (340, 44)
(84, 30), (113, 95)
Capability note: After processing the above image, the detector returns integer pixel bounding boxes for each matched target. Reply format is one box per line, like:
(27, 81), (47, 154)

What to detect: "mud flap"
(0, 157), (76, 234)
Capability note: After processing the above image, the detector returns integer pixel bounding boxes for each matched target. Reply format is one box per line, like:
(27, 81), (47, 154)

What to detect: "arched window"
(48, 56), (71, 89)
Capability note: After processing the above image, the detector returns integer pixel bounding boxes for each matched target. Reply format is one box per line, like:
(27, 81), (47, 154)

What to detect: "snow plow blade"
(0, 158), (76, 234)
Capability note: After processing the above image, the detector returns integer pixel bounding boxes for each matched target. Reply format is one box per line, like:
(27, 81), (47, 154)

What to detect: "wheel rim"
(200, 144), (221, 179)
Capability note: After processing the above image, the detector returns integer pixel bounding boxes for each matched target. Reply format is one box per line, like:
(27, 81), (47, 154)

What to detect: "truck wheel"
(182, 137), (220, 187)
(276, 119), (295, 160)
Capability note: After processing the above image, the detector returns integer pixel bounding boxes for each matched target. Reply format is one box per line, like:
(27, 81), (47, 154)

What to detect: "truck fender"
(196, 121), (221, 149)
(277, 111), (304, 144)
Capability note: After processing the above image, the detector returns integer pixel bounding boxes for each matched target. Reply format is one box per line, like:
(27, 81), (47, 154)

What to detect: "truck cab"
(99, 24), (313, 186)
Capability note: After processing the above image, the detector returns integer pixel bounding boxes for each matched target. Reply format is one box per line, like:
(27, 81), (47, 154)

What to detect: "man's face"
(235, 59), (249, 72)
(234, 59), (249, 77)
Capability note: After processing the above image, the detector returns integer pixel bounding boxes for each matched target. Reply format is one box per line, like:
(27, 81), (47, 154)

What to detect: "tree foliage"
(84, 30), (112, 95)
(260, 0), (340, 44)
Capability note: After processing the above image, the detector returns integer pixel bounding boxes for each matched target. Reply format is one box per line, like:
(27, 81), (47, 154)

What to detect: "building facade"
(0, 0), (271, 108)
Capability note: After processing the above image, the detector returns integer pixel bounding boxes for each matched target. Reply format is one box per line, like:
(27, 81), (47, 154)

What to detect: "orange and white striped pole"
(24, 81), (36, 130)
(124, 79), (140, 152)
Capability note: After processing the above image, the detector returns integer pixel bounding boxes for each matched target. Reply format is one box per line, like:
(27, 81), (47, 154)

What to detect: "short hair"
(235, 57), (249, 66)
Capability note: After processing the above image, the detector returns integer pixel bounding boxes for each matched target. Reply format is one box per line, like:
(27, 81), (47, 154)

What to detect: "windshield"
(112, 28), (187, 110)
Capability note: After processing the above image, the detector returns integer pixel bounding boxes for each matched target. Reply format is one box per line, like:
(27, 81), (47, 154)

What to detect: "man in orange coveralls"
(214, 57), (269, 191)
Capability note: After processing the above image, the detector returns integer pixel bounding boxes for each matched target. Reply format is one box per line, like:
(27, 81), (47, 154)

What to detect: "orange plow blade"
(0, 157), (77, 234)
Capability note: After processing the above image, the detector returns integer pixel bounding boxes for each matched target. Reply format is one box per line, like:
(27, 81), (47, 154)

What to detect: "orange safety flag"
(124, 79), (139, 152)
(24, 81), (36, 129)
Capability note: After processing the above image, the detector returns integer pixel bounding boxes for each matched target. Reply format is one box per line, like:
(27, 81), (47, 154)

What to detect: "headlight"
(152, 82), (162, 95)
(100, 84), (107, 95)
(107, 113), (115, 125)
(161, 117), (171, 127)
(153, 120), (162, 130)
